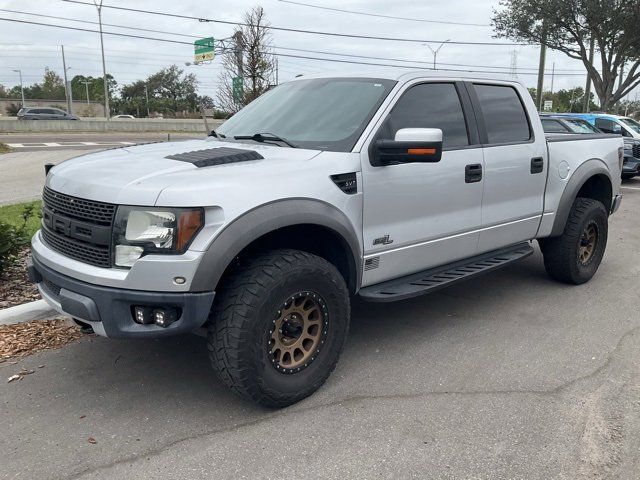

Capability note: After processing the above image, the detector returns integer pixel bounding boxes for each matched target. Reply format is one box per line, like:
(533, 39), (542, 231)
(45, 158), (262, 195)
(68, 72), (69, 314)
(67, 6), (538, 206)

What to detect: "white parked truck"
(28, 72), (623, 407)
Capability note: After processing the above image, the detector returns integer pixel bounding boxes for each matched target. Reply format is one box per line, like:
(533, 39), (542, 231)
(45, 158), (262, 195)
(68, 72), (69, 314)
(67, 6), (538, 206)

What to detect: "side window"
(383, 83), (470, 149)
(595, 118), (621, 135)
(541, 119), (569, 133)
(474, 84), (531, 144)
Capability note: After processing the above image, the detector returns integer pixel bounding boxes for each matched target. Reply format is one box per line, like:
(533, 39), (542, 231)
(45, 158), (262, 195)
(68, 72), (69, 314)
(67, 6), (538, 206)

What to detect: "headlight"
(113, 207), (204, 267)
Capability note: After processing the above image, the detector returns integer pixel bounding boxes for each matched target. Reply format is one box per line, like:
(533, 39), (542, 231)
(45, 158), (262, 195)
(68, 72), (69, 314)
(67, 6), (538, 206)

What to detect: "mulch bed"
(0, 319), (83, 362)
(0, 247), (40, 309)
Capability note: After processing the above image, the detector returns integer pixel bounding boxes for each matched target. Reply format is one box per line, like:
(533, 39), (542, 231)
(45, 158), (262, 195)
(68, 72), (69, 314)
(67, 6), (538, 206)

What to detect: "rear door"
(467, 82), (547, 252)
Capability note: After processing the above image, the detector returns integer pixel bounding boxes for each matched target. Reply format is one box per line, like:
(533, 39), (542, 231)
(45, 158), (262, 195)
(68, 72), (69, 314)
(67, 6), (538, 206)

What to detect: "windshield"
(620, 117), (640, 134)
(217, 78), (396, 152)
(565, 119), (600, 134)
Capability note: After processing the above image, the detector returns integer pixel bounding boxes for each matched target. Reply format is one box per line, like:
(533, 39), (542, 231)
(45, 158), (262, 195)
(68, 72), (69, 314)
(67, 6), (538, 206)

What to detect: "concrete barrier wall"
(0, 118), (224, 133)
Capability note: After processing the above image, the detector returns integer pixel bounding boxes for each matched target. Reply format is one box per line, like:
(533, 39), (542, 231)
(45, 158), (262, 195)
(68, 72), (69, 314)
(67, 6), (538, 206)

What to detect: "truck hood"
(46, 138), (322, 205)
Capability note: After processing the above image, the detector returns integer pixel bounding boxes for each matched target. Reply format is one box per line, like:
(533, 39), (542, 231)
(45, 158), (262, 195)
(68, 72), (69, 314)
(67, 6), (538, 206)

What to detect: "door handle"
(465, 164), (483, 183)
(531, 157), (544, 174)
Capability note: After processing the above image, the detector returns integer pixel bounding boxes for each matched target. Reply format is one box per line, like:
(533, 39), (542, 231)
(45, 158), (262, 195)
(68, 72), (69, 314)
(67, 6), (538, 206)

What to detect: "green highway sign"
(232, 76), (244, 103)
(194, 37), (215, 63)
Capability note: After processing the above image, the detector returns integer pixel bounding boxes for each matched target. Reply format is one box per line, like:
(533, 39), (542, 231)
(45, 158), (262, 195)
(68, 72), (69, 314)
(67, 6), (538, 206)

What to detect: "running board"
(358, 242), (534, 302)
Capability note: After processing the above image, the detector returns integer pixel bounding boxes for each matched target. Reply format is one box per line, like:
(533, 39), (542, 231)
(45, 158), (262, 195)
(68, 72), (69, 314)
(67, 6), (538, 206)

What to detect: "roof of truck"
(291, 69), (523, 86)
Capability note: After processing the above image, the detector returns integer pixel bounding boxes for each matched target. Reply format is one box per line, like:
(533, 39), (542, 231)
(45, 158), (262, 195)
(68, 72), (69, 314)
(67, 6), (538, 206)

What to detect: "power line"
(60, 0), (527, 46)
(277, 0), (491, 27)
(0, 8), (203, 38)
(0, 17), (589, 76)
(0, 11), (582, 74)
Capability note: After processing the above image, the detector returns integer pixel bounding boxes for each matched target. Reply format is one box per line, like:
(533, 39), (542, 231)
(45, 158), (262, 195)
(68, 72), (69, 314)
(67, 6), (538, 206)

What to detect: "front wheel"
(539, 197), (608, 284)
(207, 249), (350, 407)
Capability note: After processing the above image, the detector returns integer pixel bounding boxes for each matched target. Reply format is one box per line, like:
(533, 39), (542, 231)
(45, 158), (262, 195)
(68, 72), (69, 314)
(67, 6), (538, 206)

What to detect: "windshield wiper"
(208, 129), (226, 138)
(233, 132), (298, 148)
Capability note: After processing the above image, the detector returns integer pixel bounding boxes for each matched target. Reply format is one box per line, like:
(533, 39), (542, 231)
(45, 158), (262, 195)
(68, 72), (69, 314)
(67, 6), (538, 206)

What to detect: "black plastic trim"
(29, 256), (215, 338)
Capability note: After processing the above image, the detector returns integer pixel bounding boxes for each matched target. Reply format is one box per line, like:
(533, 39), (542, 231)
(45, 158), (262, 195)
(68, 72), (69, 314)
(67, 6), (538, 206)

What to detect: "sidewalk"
(0, 149), (82, 205)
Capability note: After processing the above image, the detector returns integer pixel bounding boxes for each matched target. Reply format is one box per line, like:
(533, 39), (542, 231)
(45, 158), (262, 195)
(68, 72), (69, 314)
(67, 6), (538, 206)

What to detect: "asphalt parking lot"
(2, 179), (640, 480)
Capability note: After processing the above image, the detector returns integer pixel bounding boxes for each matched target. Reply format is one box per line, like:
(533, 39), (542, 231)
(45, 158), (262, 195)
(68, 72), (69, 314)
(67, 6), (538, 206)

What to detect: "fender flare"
(190, 198), (362, 293)
(550, 159), (613, 237)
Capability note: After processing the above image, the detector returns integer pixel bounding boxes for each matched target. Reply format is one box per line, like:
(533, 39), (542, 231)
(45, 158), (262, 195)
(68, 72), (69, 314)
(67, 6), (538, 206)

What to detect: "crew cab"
(28, 72), (623, 407)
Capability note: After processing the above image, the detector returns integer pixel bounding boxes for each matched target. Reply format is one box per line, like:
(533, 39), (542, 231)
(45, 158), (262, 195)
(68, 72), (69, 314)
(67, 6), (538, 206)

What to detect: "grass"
(0, 142), (13, 154)
(0, 200), (42, 238)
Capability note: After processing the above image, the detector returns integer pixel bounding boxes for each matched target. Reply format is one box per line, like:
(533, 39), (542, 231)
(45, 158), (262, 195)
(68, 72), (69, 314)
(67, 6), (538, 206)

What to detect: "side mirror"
(371, 128), (443, 166)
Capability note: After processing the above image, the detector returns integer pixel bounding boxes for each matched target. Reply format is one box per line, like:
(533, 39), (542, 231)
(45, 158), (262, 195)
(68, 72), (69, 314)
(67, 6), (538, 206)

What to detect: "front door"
(360, 81), (484, 287)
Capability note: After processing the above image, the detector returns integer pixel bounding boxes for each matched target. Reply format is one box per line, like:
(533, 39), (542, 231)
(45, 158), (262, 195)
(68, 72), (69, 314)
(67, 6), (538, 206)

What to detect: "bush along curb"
(0, 300), (57, 326)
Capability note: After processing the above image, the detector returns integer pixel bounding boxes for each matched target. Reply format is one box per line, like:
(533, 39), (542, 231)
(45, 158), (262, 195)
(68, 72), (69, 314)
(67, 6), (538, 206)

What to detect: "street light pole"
(12, 69), (25, 106)
(424, 39), (450, 70)
(94, 0), (110, 118)
(82, 80), (91, 105)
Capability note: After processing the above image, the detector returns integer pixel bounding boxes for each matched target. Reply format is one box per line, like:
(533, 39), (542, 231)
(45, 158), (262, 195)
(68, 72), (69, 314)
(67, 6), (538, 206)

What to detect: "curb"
(0, 300), (57, 326)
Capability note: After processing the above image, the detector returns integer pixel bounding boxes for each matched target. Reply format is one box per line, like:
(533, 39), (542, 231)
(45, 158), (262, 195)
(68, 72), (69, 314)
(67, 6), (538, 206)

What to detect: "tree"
(492, 0), (640, 111)
(40, 69), (65, 99)
(217, 6), (276, 112)
(147, 65), (198, 114)
(70, 75), (115, 104)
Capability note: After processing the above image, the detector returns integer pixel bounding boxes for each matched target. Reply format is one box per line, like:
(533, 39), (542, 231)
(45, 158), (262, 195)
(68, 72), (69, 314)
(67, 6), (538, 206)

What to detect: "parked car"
(17, 107), (79, 120)
(554, 113), (640, 140)
(112, 114), (135, 119)
(28, 72), (623, 407)
(540, 115), (603, 134)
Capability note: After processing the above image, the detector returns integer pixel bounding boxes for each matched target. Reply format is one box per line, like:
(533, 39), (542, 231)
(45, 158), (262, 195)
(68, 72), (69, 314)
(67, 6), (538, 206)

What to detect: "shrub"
(0, 204), (38, 273)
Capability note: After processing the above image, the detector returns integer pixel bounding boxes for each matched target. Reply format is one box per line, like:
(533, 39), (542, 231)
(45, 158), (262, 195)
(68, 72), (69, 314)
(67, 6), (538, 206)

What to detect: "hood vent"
(166, 147), (264, 168)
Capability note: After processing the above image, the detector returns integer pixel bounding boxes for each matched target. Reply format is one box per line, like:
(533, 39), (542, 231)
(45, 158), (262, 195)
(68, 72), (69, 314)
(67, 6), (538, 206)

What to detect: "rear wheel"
(539, 197), (608, 284)
(207, 249), (350, 407)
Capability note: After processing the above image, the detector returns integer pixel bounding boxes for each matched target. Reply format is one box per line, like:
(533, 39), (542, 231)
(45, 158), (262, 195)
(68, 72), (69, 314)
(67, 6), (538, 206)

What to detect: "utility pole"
(144, 84), (150, 117)
(424, 40), (450, 70)
(550, 62), (555, 96)
(535, 29), (547, 111)
(583, 37), (595, 113)
(94, 0), (110, 118)
(81, 80), (91, 104)
(61, 45), (73, 115)
(12, 69), (26, 106)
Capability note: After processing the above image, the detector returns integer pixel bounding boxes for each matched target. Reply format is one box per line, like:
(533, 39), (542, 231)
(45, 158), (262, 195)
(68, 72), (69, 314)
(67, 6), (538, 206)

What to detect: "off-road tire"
(207, 249), (350, 408)
(539, 197), (608, 284)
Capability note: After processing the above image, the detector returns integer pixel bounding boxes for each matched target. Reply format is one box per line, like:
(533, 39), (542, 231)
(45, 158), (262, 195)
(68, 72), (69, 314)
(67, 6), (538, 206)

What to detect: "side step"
(358, 242), (534, 302)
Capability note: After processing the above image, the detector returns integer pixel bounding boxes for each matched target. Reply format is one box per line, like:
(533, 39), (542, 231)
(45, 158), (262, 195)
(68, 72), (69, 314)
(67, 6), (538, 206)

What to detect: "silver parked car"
(17, 107), (79, 120)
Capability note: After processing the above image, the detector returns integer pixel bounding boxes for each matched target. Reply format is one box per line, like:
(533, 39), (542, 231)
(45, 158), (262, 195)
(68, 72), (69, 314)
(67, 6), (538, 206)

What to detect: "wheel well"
(576, 174), (612, 213)
(215, 224), (358, 295)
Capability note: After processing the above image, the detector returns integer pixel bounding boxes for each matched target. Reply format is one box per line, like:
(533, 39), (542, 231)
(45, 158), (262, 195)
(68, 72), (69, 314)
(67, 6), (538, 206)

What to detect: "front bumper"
(28, 256), (215, 338)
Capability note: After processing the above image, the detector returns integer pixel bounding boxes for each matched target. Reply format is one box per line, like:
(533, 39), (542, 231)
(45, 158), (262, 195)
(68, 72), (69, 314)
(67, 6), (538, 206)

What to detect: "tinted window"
(541, 119), (569, 133)
(29, 109), (43, 114)
(475, 84), (531, 144)
(565, 119), (600, 134)
(383, 83), (469, 148)
(594, 118), (621, 135)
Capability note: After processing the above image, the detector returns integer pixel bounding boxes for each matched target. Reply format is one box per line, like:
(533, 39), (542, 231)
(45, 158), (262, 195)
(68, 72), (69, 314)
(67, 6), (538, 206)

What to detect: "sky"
(0, 0), (637, 103)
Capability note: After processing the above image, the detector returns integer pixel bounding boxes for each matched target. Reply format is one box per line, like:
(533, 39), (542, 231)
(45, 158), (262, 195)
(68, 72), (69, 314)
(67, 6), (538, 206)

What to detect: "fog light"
(133, 306), (154, 324)
(153, 308), (179, 327)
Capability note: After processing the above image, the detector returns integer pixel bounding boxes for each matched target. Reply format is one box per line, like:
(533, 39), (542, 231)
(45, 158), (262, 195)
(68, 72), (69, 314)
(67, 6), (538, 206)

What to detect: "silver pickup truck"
(28, 72), (623, 407)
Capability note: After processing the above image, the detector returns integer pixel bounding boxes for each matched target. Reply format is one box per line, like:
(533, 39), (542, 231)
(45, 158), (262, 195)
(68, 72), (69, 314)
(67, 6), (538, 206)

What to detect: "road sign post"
(194, 37), (215, 63)
(233, 76), (244, 104)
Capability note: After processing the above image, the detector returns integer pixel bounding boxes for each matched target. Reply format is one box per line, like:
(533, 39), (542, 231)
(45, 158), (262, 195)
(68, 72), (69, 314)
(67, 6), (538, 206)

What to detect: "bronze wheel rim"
(269, 292), (328, 374)
(579, 221), (598, 265)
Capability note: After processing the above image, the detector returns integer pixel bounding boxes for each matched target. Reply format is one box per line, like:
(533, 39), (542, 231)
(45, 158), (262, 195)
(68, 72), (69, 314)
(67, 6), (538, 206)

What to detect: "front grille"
(41, 187), (115, 268)
(43, 187), (116, 225)
(633, 143), (640, 159)
(42, 228), (111, 267)
(42, 278), (61, 298)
